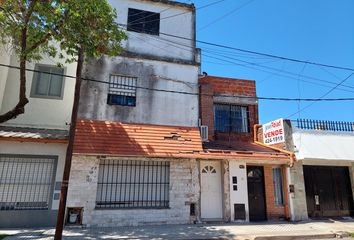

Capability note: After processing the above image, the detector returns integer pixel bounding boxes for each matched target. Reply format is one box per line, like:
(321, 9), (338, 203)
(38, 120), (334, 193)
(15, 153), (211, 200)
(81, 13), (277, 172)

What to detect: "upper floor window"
(214, 104), (249, 133)
(30, 64), (65, 99)
(107, 74), (137, 106)
(127, 8), (160, 35)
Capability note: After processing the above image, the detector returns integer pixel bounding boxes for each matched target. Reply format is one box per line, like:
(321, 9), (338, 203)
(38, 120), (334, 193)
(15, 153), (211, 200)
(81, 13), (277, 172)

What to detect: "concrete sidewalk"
(1, 219), (354, 240)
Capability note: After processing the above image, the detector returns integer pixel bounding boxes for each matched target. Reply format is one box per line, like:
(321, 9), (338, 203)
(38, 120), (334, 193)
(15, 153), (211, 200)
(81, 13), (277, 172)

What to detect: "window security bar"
(96, 159), (170, 209)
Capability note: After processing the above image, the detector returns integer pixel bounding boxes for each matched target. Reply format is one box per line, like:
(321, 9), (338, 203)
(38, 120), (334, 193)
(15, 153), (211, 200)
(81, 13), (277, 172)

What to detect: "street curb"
(250, 233), (337, 240)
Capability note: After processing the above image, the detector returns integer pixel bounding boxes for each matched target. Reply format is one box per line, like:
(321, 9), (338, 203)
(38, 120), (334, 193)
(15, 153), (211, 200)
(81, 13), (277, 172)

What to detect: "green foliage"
(57, 0), (127, 63)
(0, 0), (127, 62)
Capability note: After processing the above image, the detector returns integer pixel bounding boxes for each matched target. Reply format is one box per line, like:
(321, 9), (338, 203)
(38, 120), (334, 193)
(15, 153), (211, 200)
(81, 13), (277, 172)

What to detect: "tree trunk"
(0, 27), (29, 123)
(54, 46), (84, 240)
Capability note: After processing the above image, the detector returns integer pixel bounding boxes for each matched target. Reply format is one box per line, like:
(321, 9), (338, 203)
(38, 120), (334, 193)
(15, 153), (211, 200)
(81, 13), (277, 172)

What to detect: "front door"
(247, 166), (267, 221)
(200, 161), (223, 219)
(304, 166), (354, 217)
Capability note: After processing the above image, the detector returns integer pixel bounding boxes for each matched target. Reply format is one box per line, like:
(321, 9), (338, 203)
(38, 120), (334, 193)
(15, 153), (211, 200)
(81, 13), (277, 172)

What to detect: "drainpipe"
(253, 124), (296, 167)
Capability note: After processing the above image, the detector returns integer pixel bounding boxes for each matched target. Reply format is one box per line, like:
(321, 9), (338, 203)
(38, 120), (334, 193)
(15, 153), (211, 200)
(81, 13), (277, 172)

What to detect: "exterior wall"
(229, 161), (249, 222)
(263, 165), (288, 220)
(67, 155), (200, 227)
(0, 52), (76, 130)
(222, 159), (231, 222)
(199, 76), (258, 142)
(287, 161), (308, 221)
(0, 140), (67, 227)
(110, 0), (196, 62)
(292, 129), (354, 161)
(80, 56), (199, 127)
(0, 47), (11, 108)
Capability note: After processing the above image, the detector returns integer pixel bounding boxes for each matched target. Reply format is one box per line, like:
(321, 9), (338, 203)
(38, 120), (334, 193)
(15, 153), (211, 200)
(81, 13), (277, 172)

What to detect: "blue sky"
(180, 0), (354, 123)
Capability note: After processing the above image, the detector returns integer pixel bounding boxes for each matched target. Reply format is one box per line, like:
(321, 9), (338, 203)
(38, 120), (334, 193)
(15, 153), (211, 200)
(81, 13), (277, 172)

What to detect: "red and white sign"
(262, 119), (285, 145)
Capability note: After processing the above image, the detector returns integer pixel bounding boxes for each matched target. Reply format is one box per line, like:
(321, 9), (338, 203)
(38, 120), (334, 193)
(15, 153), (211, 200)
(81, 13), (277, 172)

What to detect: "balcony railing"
(292, 119), (354, 132)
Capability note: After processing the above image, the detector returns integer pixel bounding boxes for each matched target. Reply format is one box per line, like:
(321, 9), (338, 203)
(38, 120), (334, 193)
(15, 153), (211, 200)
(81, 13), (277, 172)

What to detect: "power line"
(197, 0), (255, 32)
(127, 0), (227, 26)
(286, 72), (354, 118)
(119, 23), (354, 72)
(1, 62), (354, 102)
(127, 26), (354, 92)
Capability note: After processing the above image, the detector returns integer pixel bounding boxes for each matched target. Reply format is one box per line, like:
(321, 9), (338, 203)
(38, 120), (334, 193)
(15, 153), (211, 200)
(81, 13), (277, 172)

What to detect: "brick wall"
(263, 165), (288, 220)
(199, 75), (258, 142)
(67, 155), (200, 227)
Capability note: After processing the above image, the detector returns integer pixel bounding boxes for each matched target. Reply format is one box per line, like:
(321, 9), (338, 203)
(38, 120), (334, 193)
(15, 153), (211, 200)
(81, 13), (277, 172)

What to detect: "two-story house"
(65, 0), (203, 227)
(0, 47), (77, 227)
(199, 75), (292, 222)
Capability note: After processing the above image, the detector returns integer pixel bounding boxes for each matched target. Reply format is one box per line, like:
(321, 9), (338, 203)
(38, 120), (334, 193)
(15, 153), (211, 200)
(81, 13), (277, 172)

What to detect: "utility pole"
(54, 46), (84, 240)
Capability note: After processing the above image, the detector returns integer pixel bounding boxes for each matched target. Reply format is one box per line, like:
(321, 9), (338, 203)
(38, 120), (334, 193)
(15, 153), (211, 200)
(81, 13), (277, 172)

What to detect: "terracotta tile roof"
(73, 120), (203, 157)
(201, 140), (290, 162)
(203, 141), (278, 153)
(0, 126), (68, 143)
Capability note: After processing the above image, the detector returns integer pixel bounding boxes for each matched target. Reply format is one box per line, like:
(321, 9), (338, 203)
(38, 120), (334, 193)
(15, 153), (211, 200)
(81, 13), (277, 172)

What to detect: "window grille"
(0, 155), (56, 210)
(108, 74), (137, 106)
(96, 159), (170, 209)
(30, 64), (65, 99)
(127, 8), (160, 35)
(214, 104), (249, 133)
(272, 168), (284, 206)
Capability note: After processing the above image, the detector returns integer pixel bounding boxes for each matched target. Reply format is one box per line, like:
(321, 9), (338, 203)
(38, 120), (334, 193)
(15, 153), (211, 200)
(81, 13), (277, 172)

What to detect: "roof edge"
(138, 0), (195, 11)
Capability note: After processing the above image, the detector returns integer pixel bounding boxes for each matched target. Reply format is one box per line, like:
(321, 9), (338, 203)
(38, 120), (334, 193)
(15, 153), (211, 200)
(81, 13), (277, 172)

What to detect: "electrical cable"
(1, 62), (354, 102)
(286, 72), (354, 118)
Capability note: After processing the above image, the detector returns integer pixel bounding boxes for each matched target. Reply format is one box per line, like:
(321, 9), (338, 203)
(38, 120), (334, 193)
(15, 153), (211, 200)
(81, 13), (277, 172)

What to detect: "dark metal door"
(247, 166), (267, 221)
(304, 166), (354, 217)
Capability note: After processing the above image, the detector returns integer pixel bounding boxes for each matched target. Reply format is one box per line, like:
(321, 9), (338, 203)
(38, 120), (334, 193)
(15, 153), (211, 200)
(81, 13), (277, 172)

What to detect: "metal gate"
(303, 165), (354, 217)
(0, 155), (56, 211)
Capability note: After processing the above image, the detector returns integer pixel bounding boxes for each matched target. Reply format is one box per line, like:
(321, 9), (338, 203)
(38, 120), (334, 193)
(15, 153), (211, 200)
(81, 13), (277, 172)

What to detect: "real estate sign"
(262, 119), (285, 145)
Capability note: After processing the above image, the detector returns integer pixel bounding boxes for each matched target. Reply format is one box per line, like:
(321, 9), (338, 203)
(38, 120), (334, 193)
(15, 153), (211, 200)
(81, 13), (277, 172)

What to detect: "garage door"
(0, 155), (56, 211)
(303, 165), (354, 217)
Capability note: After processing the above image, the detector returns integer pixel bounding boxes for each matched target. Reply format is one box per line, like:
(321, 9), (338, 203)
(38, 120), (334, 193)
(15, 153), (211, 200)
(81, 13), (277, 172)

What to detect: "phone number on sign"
(264, 135), (283, 144)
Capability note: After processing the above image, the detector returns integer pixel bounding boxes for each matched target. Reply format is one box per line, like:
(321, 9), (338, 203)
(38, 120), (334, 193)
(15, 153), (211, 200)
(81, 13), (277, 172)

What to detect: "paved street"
(1, 219), (354, 240)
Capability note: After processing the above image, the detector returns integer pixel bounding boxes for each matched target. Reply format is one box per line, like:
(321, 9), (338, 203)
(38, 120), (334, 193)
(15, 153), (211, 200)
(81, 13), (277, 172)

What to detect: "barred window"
(127, 8), (160, 35)
(272, 168), (284, 206)
(214, 104), (249, 133)
(107, 74), (137, 106)
(0, 155), (56, 210)
(96, 160), (170, 209)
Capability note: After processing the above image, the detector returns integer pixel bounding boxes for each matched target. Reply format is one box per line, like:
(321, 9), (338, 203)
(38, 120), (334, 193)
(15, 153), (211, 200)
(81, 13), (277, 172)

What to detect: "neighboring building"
(199, 75), (292, 222)
(0, 48), (77, 227)
(79, 0), (200, 127)
(65, 0), (202, 227)
(281, 119), (354, 220)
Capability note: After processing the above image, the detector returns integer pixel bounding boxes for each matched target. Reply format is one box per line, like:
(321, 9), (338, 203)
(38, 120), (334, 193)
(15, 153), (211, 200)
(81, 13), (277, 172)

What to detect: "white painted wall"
(0, 47), (11, 108)
(80, 56), (199, 126)
(229, 161), (249, 222)
(0, 52), (76, 129)
(0, 141), (67, 210)
(109, 0), (195, 61)
(292, 128), (354, 161)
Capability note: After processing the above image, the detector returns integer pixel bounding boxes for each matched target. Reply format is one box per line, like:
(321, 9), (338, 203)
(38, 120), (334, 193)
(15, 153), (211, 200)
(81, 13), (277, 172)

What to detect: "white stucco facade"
(80, 0), (199, 127)
(110, 0), (195, 61)
(0, 46), (75, 227)
(0, 52), (76, 129)
(80, 55), (199, 126)
(229, 161), (249, 222)
(292, 129), (354, 162)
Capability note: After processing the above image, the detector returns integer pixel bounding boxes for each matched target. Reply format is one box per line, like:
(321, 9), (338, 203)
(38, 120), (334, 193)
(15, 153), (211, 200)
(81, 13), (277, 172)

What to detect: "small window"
(272, 168), (284, 206)
(127, 8), (160, 35)
(214, 104), (249, 133)
(107, 74), (137, 106)
(30, 64), (65, 99)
